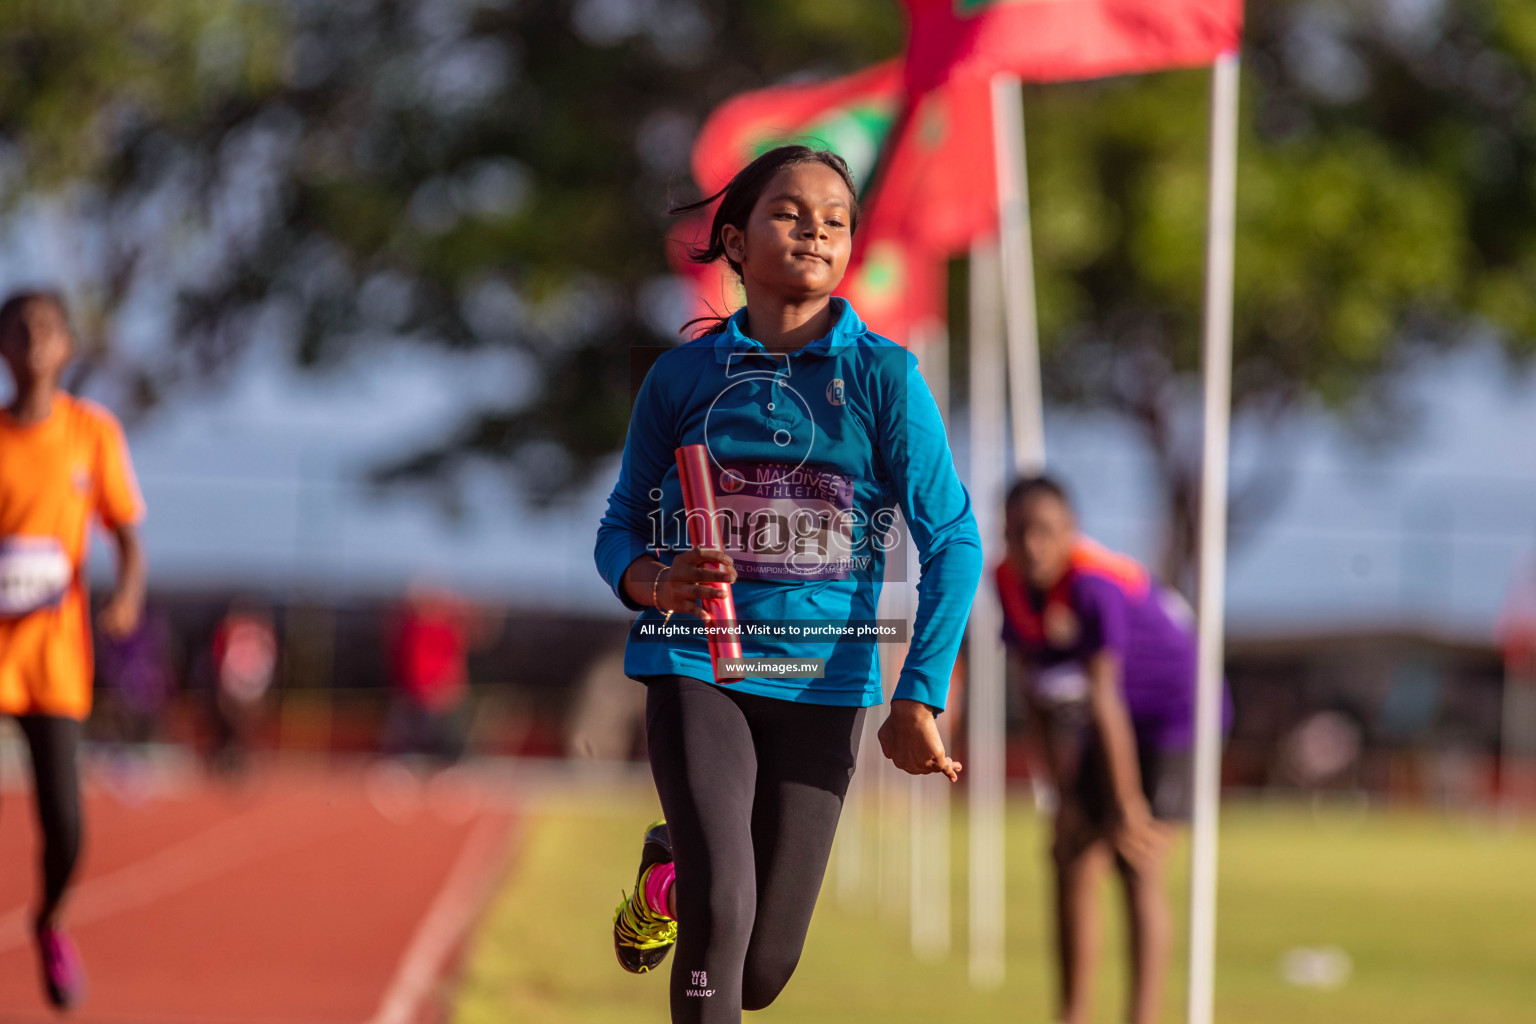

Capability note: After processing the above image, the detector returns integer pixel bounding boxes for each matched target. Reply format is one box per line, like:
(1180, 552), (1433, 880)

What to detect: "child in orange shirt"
(0, 290), (146, 1009)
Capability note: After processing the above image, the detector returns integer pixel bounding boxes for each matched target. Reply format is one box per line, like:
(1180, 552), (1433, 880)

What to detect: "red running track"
(0, 760), (517, 1023)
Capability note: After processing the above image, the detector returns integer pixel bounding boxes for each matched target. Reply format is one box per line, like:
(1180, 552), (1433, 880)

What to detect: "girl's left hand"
(878, 699), (962, 781)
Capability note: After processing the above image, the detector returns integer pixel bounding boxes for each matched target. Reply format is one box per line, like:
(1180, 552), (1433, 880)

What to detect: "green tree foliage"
(0, 0), (283, 183)
(0, 0), (284, 375)
(5, 1), (1535, 579)
(1025, 0), (1536, 585)
(2, 0), (902, 504)
(7, 0), (901, 507)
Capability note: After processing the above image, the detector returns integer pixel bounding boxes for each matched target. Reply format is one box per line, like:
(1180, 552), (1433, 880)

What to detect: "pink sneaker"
(36, 926), (86, 1009)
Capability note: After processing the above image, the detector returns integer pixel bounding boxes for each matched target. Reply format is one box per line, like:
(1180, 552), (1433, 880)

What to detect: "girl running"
(595, 145), (981, 1023)
(0, 290), (147, 1009)
(996, 475), (1227, 1024)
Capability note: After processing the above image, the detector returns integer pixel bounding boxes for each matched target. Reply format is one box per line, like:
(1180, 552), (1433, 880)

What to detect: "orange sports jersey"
(1065, 536), (1150, 596)
(0, 394), (144, 719)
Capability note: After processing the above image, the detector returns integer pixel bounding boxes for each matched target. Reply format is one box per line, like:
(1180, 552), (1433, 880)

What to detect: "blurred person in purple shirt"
(97, 603), (174, 748)
(995, 475), (1229, 1024)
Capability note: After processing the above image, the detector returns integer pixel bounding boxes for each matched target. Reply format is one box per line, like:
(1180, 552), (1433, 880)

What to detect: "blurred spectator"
(96, 602), (175, 749)
(382, 583), (479, 764)
(1498, 551), (1536, 677)
(207, 600), (278, 775)
(1279, 710), (1364, 790)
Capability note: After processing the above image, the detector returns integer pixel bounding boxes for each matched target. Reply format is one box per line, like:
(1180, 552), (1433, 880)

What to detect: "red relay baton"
(675, 444), (746, 682)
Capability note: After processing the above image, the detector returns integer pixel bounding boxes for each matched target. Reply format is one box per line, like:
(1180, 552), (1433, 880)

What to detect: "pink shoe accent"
(37, 926), (86, 1008)
(643, 861), (676, 920)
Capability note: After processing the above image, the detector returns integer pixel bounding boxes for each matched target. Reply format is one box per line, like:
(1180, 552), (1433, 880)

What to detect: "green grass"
(455, 786), (1536, 1024)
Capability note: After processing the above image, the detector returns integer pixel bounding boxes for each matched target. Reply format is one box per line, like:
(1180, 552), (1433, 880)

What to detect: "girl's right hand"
(877, 699), (962, 781)
(658, 548), (737, 620)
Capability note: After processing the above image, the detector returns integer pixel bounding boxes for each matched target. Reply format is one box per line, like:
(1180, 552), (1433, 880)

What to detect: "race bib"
(710, 462), (856, 581)
(0, 537), (72, 618)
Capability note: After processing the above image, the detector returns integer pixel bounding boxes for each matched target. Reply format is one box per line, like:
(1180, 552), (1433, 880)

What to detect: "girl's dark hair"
(670, 145), (860, 337)
(0, 290), (67, 341)
(1005, 474), (1072, 512)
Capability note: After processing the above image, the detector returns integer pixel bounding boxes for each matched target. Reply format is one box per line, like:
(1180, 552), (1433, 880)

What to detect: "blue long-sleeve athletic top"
(594, 299), (981, 710)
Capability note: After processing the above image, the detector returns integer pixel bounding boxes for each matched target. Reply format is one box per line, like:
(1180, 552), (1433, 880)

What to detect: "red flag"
(861, 72), (996, 257)
(683, 62), (965, 348)
(901, 0), (1244, 94)
(841, 234), (947, 348)
(691, 60), (902, 197)
(693, 62), (994, 258)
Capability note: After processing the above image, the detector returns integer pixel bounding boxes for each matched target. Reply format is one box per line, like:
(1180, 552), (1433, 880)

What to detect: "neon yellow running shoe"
(612, 819), (676, 974)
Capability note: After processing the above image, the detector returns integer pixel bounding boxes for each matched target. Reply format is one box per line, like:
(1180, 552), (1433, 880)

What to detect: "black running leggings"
(6, 716), (84, 927)
(645, 675), (864, 1024)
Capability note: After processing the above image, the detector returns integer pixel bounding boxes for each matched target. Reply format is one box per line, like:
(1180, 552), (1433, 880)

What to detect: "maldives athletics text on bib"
(710, 461), (856, 581)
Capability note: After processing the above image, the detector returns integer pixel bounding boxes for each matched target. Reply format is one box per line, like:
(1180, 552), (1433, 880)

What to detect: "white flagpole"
(967, 240), (1007, 989)
(991, 73), (1046, 474)
(912, 324), (953, 961)
(962, 68), (1043, 995)
(1187, 50), (1241, 1024)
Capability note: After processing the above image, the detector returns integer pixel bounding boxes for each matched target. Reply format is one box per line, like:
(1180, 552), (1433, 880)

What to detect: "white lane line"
(0, 791), (335, 953)
(364, 813), (517, 1024)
